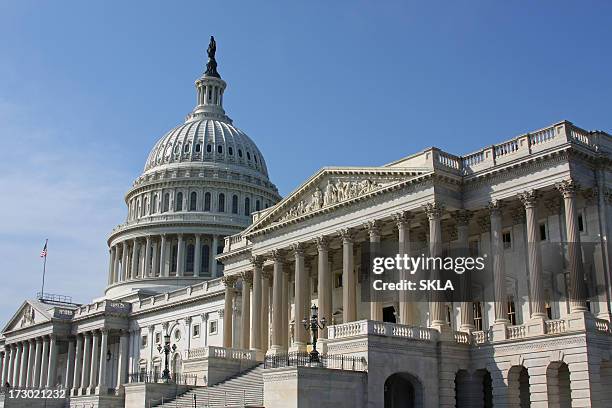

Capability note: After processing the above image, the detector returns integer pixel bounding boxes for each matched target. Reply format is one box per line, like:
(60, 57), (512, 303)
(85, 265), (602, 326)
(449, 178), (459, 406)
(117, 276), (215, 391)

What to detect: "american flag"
(40, 241), (48, 258)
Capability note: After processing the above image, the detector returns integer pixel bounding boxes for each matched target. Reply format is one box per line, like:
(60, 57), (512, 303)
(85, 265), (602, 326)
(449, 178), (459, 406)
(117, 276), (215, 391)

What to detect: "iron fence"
(264, 351), (367, 371)
(128, 371), (199, 386)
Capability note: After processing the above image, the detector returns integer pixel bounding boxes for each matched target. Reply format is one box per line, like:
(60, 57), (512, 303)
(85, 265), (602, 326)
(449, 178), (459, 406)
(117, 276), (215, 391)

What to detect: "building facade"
(1, 40), (612, 408)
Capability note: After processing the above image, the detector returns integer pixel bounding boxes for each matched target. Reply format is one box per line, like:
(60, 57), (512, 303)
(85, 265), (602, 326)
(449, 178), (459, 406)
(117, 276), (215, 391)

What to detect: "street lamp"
(302, 304), (326, 363)
(157, 333), (177, 382)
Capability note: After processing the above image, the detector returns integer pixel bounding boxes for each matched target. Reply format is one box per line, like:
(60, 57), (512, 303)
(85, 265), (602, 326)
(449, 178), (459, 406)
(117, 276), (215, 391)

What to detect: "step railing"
(264, 351), (367, 372)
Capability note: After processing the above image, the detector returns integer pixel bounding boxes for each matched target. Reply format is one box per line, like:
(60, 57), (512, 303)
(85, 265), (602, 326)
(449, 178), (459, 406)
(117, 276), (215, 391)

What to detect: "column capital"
(222, 275), (238, 288)
(315, 236), (330, 251)
(262, 269), (273, 281)
(184, 316), (192, 325)
(291, 242), (306, 257)
(487, 199), (503, 216)
(251, 255), (264, 268)
(423, 202), (444, 220)
(555, 179), (580, 198)
(364, 220), (382, 238)
(454, 210), (472, 227)
(393, 211), (413, 227)
(518, 189), (539, 208)
(241, 271), (253, 285)
(270, 249), (285, 262)
(477, 215), (491, 233)
(338, 228), (354, 243)
(217, 308), (225, 318)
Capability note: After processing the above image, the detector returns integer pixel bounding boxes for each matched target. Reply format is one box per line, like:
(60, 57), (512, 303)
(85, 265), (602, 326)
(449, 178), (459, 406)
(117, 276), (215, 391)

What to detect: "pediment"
(245, 167), (429, 236)
(2, 300), (52, 334)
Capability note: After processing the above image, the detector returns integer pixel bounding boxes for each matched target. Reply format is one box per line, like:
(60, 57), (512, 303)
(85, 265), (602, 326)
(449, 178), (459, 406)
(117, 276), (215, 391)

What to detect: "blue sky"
(0, 0), (610, 324)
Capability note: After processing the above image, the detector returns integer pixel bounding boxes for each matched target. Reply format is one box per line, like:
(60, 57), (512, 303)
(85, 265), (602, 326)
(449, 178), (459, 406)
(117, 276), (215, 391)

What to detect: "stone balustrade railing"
(545, 319), (567, 335)
(595, 318), (612, 334)
(187, 346), (256, 360)
(506, 325), (527, 340)
(472, 330), (490, 344)
(327, 320), (436, 342)
(111, 212), (248, 235)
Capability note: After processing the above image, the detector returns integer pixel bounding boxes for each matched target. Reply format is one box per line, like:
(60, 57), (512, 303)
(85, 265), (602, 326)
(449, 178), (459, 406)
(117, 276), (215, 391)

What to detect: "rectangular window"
(209, 320), (218, 335)
(507, 296), (517, 325)
(155, 332), (161, 344)
(193, 324), (200, 338)
(473, 301), (483, 331)
(502, 231), (512, 249)
(578, 213), (584, 233)
(539, 223), (547, 241)
(141, 335), (148, 348)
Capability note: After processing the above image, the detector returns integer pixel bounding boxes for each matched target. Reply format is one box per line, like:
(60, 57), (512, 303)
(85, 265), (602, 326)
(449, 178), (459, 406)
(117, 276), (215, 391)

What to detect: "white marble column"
(32, 339), (42, 388)
(395, 212), (417, 325)
(456, 210), (475, 332)
(489, 201), (509, 324)
(211, 235), (219, 277)
(113, 245), (121, 282)
(25, 339), (35, 387)
(292, 243), (307, 350)
(46, 335), (57, 388)
(194, 234), (202, 277)
(117, 331), (129, 389)
(11, 343), (22, 387)
(18, 341), (28, 387)
(316, 237), (331, 341)
(5, 346), (14, 387)
(144, 236), (152, 278)
(130, 239), (139, 279)
(177, 234), (185, 277)
(424, 203), (447, 329)
(557, 180), (588, 313)
(88, 331), (100, 393)
(64, 338), (75, 390)
(261, 269), (271, 354)
(121, 241), (128, 281)
(240, 271), (252, 349)
(96, 329), (109, 394)
(40, 339), (49, 388)
(222, 276), (237, 348)
(251, 257), (263, 353)
(108, 247), (115, 285)
(519, 190), (547, 319)
(151, 240), (159, 277)
(269, 251), (284, 354)
(282, 268), (290, 349)
(80, 332), (92, 394)
(72, 335), (83, 395)
(1, 347), (9, 387)
(340, 229), (357, 323)
(366, 221), (383, 322)
(159, 234), (167, 277)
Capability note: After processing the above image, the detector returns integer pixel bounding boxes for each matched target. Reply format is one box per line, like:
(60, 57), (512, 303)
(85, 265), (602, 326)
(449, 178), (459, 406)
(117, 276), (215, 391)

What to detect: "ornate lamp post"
(157, 333), (176, 382)
(302, 304), (326, 363)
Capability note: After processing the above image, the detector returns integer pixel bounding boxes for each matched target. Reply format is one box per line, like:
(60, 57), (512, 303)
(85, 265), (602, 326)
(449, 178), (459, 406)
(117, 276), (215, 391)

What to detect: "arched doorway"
(171, 353), (182, 381)
(546, 362), (570, 408)
(384, 372), (423, 408)
(454, 369), (492, 408)
(508, 366), (530, 408)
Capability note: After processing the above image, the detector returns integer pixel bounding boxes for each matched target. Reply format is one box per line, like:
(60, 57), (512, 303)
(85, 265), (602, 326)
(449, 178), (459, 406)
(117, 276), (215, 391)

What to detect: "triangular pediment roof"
(2, 299), (53, 334)
(244, 166), (431, 237)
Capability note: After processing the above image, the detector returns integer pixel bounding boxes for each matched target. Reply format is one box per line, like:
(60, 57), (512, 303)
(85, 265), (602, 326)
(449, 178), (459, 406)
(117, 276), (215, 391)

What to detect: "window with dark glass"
(247, 152), (251, 160)
(195, 143), (201, 153)
(163, 193), (169, 212)
(238, 149), (243, 157)
(186, 244), (195, 273)
(232, 195), (238, 214)
(229, 147), (233, 155)
(202, 245), (210, 273)
(539, 223), (547, 241)
(217, 145), (223, 154)
(244, 197), (250, 215)
(204, 192), (211, 211)
(502, 231), (512, 249)
(473, 302), (483, 331)
(170, 245), (177, 273)
(507, 296), (517, 325)
(189, 192), (197, 211)
(255, 200), (261, 211)
(578, 214), (584, 232)
(218, 193), (225, 212)
(206, 144), (212, 153)
(175, 192), (183, 211)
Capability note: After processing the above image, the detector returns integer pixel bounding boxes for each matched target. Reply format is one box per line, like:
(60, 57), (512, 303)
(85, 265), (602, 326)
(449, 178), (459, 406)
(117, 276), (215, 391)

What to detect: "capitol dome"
(105, 37), (281, 300)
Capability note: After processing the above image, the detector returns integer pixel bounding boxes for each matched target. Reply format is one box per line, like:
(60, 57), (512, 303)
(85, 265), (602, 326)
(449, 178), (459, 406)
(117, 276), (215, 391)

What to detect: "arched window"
(232, 195), (238, 214)
(186, 244), (195, 273)
(137, 200), (142, 218)
(175, 192), (183, 211)
(189, 192), (197, 211)
(238, 149), (243, 157)
(195, 143), (201, 153)
(206, 144), (212, 153)
(184, 143), (190, 153)
(218, 193), (225, 212)
(217, 145), (223, 154)
(204, 192), (211, 211)
(244, 197), (250, 215)
(201, 245), (210, 274)
(228, 147), (233, 156)
(151, 195), (157, 214)
(143, 197), (148, 215)
(254, 155), (258, 164)
(163, 193), (169, 212)
(256, 199), (261, 211)
(247, 152), (251, 160)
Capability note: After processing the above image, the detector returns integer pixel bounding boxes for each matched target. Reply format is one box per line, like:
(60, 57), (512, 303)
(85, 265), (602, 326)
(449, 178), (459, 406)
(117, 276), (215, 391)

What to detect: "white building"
(1, 39), (612, 408)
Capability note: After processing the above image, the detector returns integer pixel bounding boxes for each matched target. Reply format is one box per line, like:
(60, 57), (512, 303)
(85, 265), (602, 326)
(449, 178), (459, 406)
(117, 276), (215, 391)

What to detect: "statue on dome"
(205, 36), (221, 78)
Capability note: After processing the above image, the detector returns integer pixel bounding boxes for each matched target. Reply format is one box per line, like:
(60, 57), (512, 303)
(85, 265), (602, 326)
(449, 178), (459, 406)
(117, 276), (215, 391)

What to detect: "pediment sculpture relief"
(20, 304), (35, 328)
(278, 178), (383, 222)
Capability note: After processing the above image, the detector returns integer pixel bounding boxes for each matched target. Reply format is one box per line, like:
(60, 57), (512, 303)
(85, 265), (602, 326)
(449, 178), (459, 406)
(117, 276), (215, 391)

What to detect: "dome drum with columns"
(105, 38), (280, 300)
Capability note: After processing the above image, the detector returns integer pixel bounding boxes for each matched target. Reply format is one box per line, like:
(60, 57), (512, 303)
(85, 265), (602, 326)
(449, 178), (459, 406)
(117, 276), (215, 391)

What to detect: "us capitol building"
(1, 38), (612, 408)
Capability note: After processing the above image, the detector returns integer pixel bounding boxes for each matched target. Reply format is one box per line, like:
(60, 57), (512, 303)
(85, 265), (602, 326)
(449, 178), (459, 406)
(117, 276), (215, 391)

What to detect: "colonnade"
(222, 180), (591, 355)
(1, 335), (58, 389)
(108, 233), (221, 285)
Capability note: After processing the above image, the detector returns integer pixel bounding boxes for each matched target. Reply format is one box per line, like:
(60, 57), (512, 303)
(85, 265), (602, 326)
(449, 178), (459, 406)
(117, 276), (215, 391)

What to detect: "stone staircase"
(155, 364), (264, 407)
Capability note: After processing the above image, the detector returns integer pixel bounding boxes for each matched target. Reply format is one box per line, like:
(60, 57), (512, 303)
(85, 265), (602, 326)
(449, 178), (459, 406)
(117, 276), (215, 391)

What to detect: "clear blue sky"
(0, 0), (610, 324)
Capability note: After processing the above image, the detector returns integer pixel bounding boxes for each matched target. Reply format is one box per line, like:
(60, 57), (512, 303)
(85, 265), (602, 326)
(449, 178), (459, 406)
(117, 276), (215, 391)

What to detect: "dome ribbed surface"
(144, 118), (269, 178)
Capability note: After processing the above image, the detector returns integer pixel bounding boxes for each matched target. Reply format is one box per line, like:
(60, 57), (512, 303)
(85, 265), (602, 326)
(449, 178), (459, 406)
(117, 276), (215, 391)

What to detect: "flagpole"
(40, 238), (48, 300)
